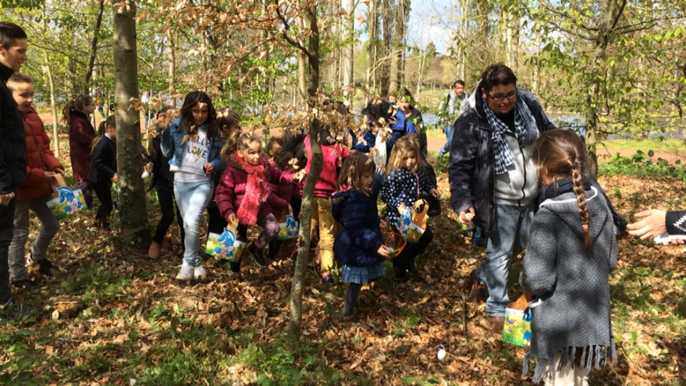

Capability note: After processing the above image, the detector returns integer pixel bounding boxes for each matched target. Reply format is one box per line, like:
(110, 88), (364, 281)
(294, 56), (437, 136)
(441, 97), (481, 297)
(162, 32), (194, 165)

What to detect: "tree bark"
(365, 0), (377, 102)
(42, 51), (60, 158)
(167, 29), (176, 100)
(288, 3), (323, 342)
(113, 0), (150, 245)
(83, 0), (105, 94)
(342, 0), (355, 105)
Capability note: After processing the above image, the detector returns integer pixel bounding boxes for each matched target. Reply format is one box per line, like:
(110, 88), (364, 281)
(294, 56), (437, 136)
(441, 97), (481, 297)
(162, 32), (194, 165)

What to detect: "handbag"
(205, 222), (246, 262)
(397, 199), (429, 244)
(277, 205), (299, 240)
(46, 174), (85, 221)
(502, 292), (533, 347)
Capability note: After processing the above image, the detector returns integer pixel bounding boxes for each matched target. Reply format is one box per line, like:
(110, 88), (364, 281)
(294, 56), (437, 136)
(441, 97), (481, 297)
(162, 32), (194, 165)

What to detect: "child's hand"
(203, 163), (214, 175)
(377, 245), (391, 257)
(145, 162), (154, 173)
(226, 213), (237, 225)
(55, 168), (65, 175)
(0, 192), (15, 206)
(380, 220), (388, 230)
(43, 171), (58, 184)
(111, 173), (118, 182)
(459, 207), (475, 224)
(430, 188), (440, 198)
(398, 203), (408, 214)
(293, 169), (307, 182)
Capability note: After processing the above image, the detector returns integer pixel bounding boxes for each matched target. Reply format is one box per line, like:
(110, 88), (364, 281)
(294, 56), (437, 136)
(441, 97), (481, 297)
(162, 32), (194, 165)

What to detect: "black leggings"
(206, 203), (225, 236)
(92, 181), (113, 228)
(153, 185), (184, 244)
(393, 225), (433, 276)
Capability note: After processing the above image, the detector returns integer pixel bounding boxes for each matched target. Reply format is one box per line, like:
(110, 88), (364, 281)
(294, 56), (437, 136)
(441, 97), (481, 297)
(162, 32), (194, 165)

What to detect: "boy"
(7, 72), (64, 290)
(0, 21), (31, 320)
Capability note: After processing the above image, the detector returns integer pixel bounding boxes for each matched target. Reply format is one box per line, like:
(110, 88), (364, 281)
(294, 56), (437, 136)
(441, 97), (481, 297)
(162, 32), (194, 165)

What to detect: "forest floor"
(1, 134), (685, 386)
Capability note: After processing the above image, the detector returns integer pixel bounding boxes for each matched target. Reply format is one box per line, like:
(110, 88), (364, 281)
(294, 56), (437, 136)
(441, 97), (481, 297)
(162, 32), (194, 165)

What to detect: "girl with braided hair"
(521, 129), (616, 385)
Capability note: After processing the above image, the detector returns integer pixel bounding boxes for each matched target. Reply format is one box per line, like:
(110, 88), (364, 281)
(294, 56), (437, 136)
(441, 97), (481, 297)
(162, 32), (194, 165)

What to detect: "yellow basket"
(383, 231), (407, 259)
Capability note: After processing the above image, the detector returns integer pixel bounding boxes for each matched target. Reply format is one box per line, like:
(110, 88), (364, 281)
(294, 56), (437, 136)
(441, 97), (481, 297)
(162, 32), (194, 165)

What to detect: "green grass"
(600, 138), (686, 153)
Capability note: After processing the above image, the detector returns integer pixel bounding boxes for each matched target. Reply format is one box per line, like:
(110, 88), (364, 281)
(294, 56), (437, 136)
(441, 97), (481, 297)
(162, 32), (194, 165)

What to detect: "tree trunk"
(42, 51), (60, 158)
(288, 4), (323, 342)
(296, 16), (308, 106)
(342, 0), (355, 105)
(167, 30), (176, 100)
(532, 26), (541, 95)
(83, 0), (105, 95)
(365, 0), (378, 103)
(378, 0), (392, 97)
(113, 0), (150, 245)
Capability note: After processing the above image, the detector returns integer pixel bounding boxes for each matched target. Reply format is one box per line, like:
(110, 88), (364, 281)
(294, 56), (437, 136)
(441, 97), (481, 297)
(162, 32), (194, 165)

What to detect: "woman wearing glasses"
(447, 64), (556, 333)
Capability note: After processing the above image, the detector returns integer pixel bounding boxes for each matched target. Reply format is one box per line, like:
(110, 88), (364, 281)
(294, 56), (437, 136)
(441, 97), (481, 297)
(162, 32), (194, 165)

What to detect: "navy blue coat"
(332, 189), (385, 267)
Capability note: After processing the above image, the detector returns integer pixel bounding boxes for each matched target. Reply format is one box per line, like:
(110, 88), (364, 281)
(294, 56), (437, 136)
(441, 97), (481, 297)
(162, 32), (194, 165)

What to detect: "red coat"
(215, 155), (295, 223)
(68, 110), (95, 181)
(18, 109), (63, 201)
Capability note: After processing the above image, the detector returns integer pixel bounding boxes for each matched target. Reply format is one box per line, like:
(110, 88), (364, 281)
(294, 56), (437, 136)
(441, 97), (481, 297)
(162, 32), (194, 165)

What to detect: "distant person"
(397, 87), (428, 159)
(0, 21), (33, 320)
(437, 80), (466, 160)
(448, 64), (555, 332)
(7, 73), (64, 290)
(63, 94), (97, 209)
(89, 115), (118, 232)
(521, 129), (616, 385)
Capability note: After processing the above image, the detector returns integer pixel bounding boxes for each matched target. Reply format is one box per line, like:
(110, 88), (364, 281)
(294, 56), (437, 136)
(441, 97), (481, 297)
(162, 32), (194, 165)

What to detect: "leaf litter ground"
(1, 162), (685, 385)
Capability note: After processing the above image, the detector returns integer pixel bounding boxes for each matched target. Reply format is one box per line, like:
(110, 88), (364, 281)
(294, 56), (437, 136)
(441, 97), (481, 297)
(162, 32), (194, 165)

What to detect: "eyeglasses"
(486, 90), (517, 102)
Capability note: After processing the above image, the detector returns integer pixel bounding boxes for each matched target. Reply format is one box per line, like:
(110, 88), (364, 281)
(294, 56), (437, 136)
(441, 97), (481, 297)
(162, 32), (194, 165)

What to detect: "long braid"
(570, 157), (593, 251)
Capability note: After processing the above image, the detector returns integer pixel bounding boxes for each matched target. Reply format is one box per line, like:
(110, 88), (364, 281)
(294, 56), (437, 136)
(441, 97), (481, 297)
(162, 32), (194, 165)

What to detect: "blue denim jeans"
(476, 202), (534, 317)
(174, 180), (213, 267)
(437, 125), (455, 159)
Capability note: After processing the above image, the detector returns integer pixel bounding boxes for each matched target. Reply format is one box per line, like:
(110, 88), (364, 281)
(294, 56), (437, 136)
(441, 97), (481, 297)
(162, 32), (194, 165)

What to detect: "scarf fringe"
(522, 340), (617, 383)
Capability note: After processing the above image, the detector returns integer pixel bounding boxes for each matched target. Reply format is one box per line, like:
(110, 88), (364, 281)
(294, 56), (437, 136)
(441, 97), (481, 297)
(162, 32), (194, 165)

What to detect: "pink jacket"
(300, 136), (349, 198)
(215, 155), (295, 222)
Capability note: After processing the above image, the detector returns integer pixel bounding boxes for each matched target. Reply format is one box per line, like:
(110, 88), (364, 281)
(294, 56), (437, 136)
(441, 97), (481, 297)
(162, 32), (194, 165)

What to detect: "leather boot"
(148, 241), (162, 259)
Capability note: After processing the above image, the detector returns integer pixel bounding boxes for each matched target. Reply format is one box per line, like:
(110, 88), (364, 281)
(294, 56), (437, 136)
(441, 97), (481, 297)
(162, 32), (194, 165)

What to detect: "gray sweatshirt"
(521, 186), (617, 382)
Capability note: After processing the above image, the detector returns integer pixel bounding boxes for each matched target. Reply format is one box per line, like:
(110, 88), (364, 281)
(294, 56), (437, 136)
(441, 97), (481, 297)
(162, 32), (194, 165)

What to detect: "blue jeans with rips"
(437, 125), (455, 159)
(476, 202), (535, 317)
(174, 179), (213, 267)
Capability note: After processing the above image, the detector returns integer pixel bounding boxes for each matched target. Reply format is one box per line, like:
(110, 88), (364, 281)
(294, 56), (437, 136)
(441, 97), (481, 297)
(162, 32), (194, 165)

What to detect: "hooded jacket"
(68, 110), (95, 182)
(18, 108), (63, 201)
(0, 61), (26, 194)
(448, 83), (556, 231)
(215, 155), (295, 222)
(332, 189), (385, 267)
(521, 186), (617, 383)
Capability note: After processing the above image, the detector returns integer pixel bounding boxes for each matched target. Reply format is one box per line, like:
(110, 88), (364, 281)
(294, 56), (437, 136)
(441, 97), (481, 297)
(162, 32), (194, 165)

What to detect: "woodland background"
(1, 0), (686, 385)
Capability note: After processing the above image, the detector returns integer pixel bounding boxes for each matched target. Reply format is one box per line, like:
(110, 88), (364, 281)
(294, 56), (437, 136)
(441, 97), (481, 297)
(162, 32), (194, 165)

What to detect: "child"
(301, 127), (350, 283)
(215, 131), (300, 274)
(380, 134), (439, 282)
(160, 91), (224, 281)
(267, 149), (296, 260)
(266, 137), (283, 163)
(147, 107), (184, 259)
(88, 115), (118, 232)
(332, 152), (390, 322)
(63, 94), (96, 209)
(521, 129), (616, 385)
(6, 73), (64, 289)
(206, 108), (241, 238)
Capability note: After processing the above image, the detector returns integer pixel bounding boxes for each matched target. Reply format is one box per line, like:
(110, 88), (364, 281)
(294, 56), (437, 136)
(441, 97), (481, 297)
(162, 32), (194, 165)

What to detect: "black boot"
(248, 243), (268, 267)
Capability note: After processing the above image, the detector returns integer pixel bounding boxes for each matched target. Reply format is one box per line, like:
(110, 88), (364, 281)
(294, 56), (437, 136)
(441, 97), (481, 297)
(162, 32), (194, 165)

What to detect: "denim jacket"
(160, 116), (224, 171)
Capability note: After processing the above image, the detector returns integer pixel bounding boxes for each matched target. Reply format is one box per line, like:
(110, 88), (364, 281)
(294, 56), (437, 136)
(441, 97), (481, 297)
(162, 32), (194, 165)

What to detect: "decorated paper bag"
(502, 292), (532, 347)
(45, 174), (85, 221)
(396, 199), (429, 244)
(277, 205), (298, 241)
(205, 222), (246, 262)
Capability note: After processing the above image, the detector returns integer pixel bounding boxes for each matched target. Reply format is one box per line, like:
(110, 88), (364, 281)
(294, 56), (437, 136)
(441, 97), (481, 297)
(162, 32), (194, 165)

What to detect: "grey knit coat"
(521, 186), (617, 382)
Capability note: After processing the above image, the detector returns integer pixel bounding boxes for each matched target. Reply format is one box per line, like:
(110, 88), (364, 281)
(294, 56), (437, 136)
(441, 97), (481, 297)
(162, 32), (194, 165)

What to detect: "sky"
(356, 0), (459, 55)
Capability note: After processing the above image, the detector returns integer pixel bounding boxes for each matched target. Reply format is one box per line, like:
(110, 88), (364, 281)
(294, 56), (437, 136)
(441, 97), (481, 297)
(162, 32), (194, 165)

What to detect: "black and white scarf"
(482, 95), (538, 175)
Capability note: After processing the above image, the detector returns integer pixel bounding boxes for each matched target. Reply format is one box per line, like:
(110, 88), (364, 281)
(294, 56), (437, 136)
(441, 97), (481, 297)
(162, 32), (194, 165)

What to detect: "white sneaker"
(193, 265), (208, 281)
(176, 262), (194, 281)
